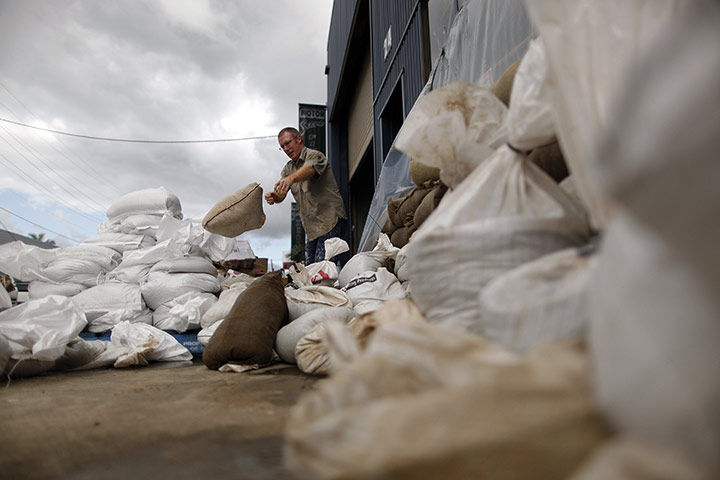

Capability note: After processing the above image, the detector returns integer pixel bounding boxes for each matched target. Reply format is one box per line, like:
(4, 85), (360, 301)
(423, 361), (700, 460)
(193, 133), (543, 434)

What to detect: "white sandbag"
(106, 187), (182, 223)
(285, 285), (352, 322)
(118, 213), (164, 238)
(275, 306), (354, 364)
(479, 246), (598, 353)
(28, 281), (86, 299)
(569, 437), (715, 480)
(294, 299), (421, 376)
(141, 271), (221, 311)
(72, 281), (146, 322)
(105, 239), (192, 283)
(337, 233), (398, 288)
(56, 245), (122, 270)
(197, 319), (222, 347)
(394, 81), (508, 188)
(200, 281), (250, 328)
(590, 211), (720, 472)
(152, 291), (217, 332)
(0, 240), (57, 282)
(0, 334), (12, 373)
(525, 0), (687, 230)
(394, 244), (410, 282)
(53, 338), (131, 371)
(408, 146), (590, 332)
(0, 295), (87, 362)
(87, 307), (153, 334)
(286, 322), (607, 479)
(82, 232), (156, 253)
(156, 215), (235, 263)
(38, 257), (107, 287)
(0, 287), (12, 310)
(343, 267), (406, 316)
(148, 255), (218, 276)
(110, 320), (192, 364)
(305, 238), (350, 286)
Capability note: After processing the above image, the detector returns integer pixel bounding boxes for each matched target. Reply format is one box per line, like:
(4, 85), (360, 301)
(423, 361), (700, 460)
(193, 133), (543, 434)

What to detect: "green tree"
(28, 233), (57, 246)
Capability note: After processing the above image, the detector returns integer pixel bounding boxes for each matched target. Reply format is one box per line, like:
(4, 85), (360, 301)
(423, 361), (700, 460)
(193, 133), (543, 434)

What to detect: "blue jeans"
(305, 218), (346, 265)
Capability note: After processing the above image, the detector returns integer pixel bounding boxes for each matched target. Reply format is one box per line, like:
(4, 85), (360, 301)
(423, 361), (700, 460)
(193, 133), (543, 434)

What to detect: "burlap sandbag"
(202, 182), (266, 238)
(390, 226), (411, 249)
(489, 59), (522, 107)
(202, 270), (287, 370)
(409, 158), (440, 185)
(388, 186), (430, 228)
(411, 182), (447, 232)
(528, 140), (569, 183)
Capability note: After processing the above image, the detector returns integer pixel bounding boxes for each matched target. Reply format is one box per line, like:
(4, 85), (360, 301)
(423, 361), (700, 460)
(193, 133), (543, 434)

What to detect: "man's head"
(278, 127), (304, 162)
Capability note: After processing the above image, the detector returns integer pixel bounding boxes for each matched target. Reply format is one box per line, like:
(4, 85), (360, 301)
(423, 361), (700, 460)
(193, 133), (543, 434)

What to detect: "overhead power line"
(0, 207), (81, 244)
(0, 117), (276, 144)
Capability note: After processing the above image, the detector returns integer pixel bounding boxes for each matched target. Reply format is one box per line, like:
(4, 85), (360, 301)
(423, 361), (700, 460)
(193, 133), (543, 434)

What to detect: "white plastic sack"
(285, 286), (352, 322)
(72, 281), (146, 322)
(197, 319), (222, 347)
(408, 145), (590, 332)
(118, 213), (163, 238)
(82, 232), (156, 253)
(141, 271), (220, 311)
(0, 287), (12, 310)
(152, 291), (217, 332)
(0, 295), (87, 362)
(149, 255), (217, 276)
(110, 320), (192, 364)
(525, 0), (688, 230)
(106, 187), (182, 223)
(105, 239), (192, 283)
(338, 233), (399, 288)
(87, 307), (153, 334)
(156, 215), (234, 262)
(0, 241), (57, 282)
(56, 245), (121, 270)
(305, 238), (350, 286)
(393, 244), (410, 282)
(394, 82), (508, 188)
(28, 281), (86, 299)
(38, 258), (107, 287)
(275, 306), (354, 364)
(343, 267), (406, 316)
(590, 211), (720, 472)
(479, 246), (598, 353)
(200, 281), (250, 328)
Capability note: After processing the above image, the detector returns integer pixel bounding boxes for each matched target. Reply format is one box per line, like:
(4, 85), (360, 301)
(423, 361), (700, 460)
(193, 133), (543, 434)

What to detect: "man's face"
(278, 132), (302, 161)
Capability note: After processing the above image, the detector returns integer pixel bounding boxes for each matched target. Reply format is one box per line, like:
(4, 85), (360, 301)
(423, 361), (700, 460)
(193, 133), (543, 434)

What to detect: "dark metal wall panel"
(327, 0), (360, 119)
(370, 0), (429, 178)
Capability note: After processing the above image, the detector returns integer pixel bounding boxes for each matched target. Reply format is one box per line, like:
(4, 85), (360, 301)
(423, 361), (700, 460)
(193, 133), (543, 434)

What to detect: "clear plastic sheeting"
(358, 0), (535, 251)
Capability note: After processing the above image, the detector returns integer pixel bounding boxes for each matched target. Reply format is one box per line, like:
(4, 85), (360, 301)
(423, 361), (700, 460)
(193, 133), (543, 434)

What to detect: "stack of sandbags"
(337, 233), (398, 288)
(29, 245), (121, 298)
(407, 39), (591, 334)
(382, 180), (447, 248)
(286, 317), (610, 478)
(98, 186), (183, 239)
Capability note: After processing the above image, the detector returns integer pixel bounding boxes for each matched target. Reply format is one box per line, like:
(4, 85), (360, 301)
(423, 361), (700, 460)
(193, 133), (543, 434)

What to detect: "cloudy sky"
(0, 0), (334, 266)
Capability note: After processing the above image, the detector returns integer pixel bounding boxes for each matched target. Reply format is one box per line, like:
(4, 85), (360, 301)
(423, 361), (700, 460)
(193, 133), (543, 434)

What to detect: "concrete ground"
(0, 358), (317, 480)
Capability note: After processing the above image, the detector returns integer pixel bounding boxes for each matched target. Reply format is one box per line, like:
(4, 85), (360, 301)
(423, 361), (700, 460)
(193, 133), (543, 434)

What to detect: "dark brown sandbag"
(528, 141), (570, 183)
(381, 214), (396, 235)
(203, 270), (288, 370)
(389, 186), (430, 228)
(390, 226), (411, 249)
(411, 183), (448, 232)
(489, 59), (522, 107)
(409, 158), (441, 186)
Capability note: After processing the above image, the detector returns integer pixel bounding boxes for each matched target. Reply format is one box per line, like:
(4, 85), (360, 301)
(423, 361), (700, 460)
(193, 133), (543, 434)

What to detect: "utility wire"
(0, 125), (110, 212)
(0, 81), (123, 197)
(0, 117), (276, 144)
(0, 207), (81, 244)
(0, 133), (106, 222)
(0, 152), (103, 225)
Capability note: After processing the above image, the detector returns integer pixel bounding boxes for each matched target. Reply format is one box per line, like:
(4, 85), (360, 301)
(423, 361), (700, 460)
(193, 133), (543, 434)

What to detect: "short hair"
(278, 127), (301, 139)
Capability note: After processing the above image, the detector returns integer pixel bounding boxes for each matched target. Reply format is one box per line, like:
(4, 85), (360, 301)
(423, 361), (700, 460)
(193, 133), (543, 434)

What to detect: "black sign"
(299, 103), (327, 153)
(291, 202), (305, 253)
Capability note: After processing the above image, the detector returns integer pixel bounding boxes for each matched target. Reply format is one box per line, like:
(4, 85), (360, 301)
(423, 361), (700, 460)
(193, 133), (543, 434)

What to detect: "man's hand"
(265, 190), (284, 205)
(274, 177), (293, 196)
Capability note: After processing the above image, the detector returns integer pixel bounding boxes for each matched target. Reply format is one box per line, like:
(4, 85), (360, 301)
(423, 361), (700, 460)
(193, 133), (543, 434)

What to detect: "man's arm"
(265, 164), (316, 204)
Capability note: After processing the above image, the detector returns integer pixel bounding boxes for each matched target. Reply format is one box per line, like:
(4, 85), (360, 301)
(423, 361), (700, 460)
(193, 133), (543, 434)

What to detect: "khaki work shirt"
(281, 147), (346, 241)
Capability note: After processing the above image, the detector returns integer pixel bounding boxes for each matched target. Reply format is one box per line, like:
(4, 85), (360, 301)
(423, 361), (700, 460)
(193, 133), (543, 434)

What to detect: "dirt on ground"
(0, 358), (318, 480)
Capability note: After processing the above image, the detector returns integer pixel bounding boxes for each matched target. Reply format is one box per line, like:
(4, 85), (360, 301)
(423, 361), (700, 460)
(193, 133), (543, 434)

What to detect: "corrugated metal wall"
(327, 0), (360, 119)
(370, 0), (429, 176)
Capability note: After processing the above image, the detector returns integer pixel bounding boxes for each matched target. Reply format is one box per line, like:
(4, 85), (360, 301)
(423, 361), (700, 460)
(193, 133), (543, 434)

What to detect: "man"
(265, 127), (347, 264)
